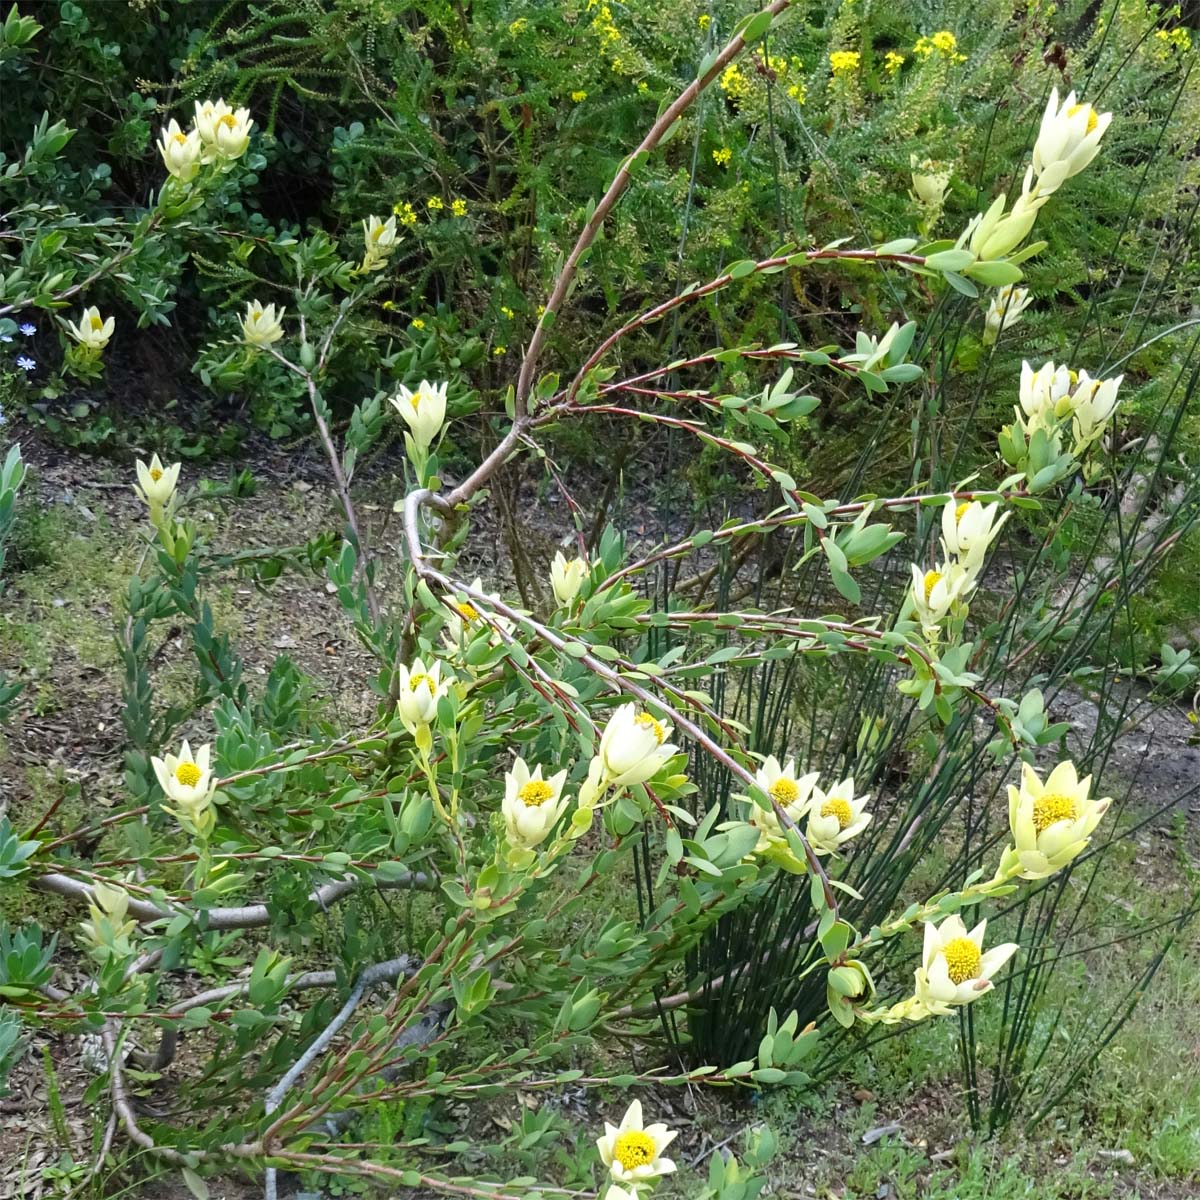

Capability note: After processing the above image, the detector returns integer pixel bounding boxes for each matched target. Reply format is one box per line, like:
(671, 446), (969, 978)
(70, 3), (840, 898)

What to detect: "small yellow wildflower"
(915, 31), (967, 62)
(698, 13), (710, 29)
(392, 200), (417, 226)
(637, 80), (649, 94)
(411, 318), (426, 330)
(720, 62), (751, 101)
(1154, 27), (1191, 55)
(787, 82), (807, 104)
(451, 198), (467, 217)
(591, 4), (621, 51)
(536, 304), (546, 317)
(829, 50), (861, 75)
(500, 305), (514, 319)
(493, 345), (507, 356)
(570, 89), (588, 102)
(508, 17), (528, 35)
(381, 300), (397, 311)
(884, 51), (905, 74)
(427, 196), (444, 211)
(712, 146), (732, 167)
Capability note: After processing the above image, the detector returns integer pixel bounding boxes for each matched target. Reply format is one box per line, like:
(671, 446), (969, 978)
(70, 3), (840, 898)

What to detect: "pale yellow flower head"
(389, 379), (448, 451)
(362, 214), (399, 271)
(502, 757), (570, 850)
(598, 703), (677, 788)
(134, 453), (181, 524)
(806, 776), (871, 856)
(914, 915), (1017, 1016)
(908, 559), (975, 636)
(550, 551), (588, 608)
(983, 284), (1033, 344)
(193, 99), (253, 161)
(66, 306), (115, 351)
(157, 119), (202, 182)
(1031, 88), (1112, 196)
(596, 1099), (678, 1184)
(240, 299), (285, 347)
(396, 657), (451, 733)
(940, 499), (1009, 568)
(999, 760), (1111, 879)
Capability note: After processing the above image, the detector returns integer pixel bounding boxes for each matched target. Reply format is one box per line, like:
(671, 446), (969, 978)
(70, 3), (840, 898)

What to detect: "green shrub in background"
(0, 1), (1198, 1197)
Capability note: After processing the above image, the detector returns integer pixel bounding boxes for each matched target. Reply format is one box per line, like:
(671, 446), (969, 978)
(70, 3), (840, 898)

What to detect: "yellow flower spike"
(829, 50), (861, 75)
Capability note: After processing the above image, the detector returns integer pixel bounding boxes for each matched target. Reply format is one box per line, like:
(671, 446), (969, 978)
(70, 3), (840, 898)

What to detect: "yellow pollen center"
(612, 1130), (656, 1171)
(636, 712), (665, 744)
(173, 132), (187, 144)
(409, 672), (435, 694)
(1068, 103), (1098, 134)
(175, 761), (202, 788)
(769, 777), (799, 805)
(518, 780), (554, 807)
(90, 315), (103, 330)
(821, 797), (854, 829)
(923, 570), (942, 602)
(150, 467), (163, 481)
(1033, 791), (1078, 834)
(955, 502), (970, 521)
(252, 310), (262, 321)
(942, 936), (983, 985)
(456, 602), (479, 622)
(218, 113), (237, 129)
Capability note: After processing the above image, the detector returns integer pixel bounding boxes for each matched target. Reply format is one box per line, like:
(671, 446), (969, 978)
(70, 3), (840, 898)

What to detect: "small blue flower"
(16, 356), (36, 372)
(19, 323), (36, 336)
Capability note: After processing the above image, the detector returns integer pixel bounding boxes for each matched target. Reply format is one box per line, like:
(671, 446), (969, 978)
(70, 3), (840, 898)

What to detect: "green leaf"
(963, 260), (1024, 286)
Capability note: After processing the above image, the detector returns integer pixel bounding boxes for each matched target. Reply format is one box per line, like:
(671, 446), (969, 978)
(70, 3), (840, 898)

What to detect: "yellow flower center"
(768, 777), (799, 805)
(409, 672), (435, 694)
(820, 797), (854, 829)
(1032, 791), (1078, 834)
(218, 113), (237, 130)
(518, 780), (554, 807)
(173, 132), (187, 144)
(923, 569), (942, 602)
(90, 315), (103, 330)
(612, 1130), (656, 1171)
(1068, 103), (1098, 134)
(955, 502), (970, 521)
(175, 761), (202, 788)
(252, 310), (263, 321)
(456, 602), (479, 622)
(372, 225), (385, 241)
(636, 712), (665, 744)
(941, 936), (983, 984)
(150, 467), (163, 481)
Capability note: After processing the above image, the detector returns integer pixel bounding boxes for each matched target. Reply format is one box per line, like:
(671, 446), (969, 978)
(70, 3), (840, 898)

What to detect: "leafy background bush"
(1, 1), (1198, 1198)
